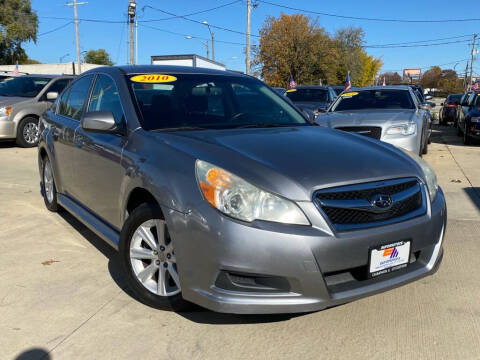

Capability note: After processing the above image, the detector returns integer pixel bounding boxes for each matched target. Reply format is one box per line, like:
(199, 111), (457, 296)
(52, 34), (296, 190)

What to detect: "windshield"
(447, 94), (462, 103)
(129, 73), (308, 131)
(0, 76), (51, 97)
(333, 87), (343, 95)
(331, 89), (415, 111)
(285, 88), (329, 103)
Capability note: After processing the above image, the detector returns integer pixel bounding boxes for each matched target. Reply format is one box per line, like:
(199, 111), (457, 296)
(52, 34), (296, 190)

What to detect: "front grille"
(314, 178), (426, 231)
(335, 126), (382, 140)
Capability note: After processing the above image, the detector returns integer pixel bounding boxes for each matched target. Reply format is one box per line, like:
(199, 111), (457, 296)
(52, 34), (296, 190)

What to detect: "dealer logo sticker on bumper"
(369, 241), (411, 277)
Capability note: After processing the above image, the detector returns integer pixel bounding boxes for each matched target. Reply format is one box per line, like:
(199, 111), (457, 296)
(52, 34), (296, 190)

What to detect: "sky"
(24, 0), (480, 77)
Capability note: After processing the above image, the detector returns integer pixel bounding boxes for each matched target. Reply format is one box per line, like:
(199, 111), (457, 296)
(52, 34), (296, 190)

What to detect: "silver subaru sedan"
(38, 66), (446, 314)
(315, 86), (430, 156)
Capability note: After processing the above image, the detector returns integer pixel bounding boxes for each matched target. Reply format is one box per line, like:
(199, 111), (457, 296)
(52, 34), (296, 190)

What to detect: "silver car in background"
(315, 86), (430, 156)
(0, 74), (73, 147)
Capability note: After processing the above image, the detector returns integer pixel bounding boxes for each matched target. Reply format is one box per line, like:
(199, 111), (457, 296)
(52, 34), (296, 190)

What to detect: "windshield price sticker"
(130, 74), (177, 83)
(341, 91), (358, 98)
(286, 89), (297, 92)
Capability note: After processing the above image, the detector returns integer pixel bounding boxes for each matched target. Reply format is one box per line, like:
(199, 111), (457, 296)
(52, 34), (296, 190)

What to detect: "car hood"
(158, 126), (422, 201)
(316, 109), (418, 128)
(293, 101), (329, 111)
(0, 96), (32, 107)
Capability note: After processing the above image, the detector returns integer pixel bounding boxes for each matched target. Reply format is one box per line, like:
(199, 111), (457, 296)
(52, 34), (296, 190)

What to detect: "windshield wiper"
(153, 126), (209, 132)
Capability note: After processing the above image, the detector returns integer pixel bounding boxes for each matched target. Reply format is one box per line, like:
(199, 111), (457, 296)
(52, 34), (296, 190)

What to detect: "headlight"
(386, 123), (416, 136)
(0, 106), (11, 117)
(471, 116), (480, 123)
(195, 160), (310, 225)
(401, 150), (438, 202)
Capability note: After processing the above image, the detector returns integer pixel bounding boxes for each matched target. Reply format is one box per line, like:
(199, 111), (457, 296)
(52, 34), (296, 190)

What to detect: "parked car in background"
(0, 74), (74, 147)
(285, 85), (337, 117)
(457, 92), (480, 144)
(456, 91), (474, 130)
(273, 87), (285, 94)
(38, 65), (445, 314)
(331, 86), (344, 96)
(316, 86), (431, 155)
(439, 93), (462, 125)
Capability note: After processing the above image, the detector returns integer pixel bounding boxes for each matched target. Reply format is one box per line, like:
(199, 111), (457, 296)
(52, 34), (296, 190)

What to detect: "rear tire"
(119, 203), (192, 311)
(457, 123), (463, 137)
(41, 156), (59, 212)
(16, 116), (39, 148)
(464, 125), (472, 145)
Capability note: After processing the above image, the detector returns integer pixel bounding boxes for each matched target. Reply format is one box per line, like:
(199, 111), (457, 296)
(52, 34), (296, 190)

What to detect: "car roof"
(350, 85), (411, 91)
(292, 85), (332, 90)
(84, 65), (247, 78)
(9, 74), (74, 79)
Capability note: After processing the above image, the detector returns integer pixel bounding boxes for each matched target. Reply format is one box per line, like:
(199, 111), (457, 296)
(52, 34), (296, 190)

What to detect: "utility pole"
(65, 0), (87, 74)
(464, 61), (469, 89)
(470, 34), (477, 87)
(246, 0), (251, 75)
(128, 0), (137, 65)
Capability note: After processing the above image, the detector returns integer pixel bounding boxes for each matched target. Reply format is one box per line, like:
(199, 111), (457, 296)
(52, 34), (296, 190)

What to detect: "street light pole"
(65, 0), (87, 74)
(202, 21), (215, 61)
(186, 36), (209, 59)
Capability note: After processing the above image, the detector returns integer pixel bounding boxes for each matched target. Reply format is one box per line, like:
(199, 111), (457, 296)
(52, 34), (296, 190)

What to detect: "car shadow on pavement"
(178, 310), (304, 325)
(13, 347), (50, 360)
(430, 124), (479, 146)
(57, 210), (307, 324)
(0, 140), (17, 148)
(57, 211), (133, 297)
(463, 187), (480, 213)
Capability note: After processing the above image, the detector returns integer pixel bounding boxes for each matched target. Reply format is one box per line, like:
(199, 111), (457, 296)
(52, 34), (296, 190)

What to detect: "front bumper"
(382, 134), (421, 155)
(165, 187), (446, 314)
(0, 115), (15, 139)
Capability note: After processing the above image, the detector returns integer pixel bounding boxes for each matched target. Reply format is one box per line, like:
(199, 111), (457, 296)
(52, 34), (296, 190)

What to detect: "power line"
(38, 21), (73, 36)
(139, 23), (245, 45)
(257, 0), (480, 23)
(366, 39), (471, 49)
(140, 1), (242, 22)
(365, 34), (473, 47)
(142, 6), (261, 38)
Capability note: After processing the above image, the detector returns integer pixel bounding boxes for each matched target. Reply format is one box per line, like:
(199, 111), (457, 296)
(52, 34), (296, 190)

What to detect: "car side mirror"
(46, 92), (58, 101)
(81, 111), (118, 133)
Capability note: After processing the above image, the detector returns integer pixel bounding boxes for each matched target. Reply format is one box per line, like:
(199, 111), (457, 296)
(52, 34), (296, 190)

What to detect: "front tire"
(464, 124), (472, 145)
(16, 117), (39, 147)
(119, 203), (191, 311)
(41, 156), (59, 212)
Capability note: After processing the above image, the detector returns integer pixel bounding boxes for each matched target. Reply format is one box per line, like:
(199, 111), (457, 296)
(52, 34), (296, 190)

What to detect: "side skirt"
(58, 194), (120, 250)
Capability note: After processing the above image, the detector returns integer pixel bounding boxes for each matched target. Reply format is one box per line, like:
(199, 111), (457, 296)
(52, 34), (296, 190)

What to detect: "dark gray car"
(38, 66), (446, 314)
(285, 85), (337, 116)
(0, 74), (74, 146)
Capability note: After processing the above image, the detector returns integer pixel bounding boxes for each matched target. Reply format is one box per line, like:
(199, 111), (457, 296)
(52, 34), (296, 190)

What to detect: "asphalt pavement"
(1, 124), (480, 360)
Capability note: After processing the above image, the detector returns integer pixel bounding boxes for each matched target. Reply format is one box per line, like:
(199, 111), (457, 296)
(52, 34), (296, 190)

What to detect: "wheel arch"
(123, 187), (163, 224)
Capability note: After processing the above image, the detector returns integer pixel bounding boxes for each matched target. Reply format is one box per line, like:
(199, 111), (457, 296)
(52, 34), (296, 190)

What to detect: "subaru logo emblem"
(371, 194), (393, 210)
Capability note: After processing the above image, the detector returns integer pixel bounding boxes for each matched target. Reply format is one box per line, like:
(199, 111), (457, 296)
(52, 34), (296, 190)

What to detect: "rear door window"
(59, 75), (94, 120)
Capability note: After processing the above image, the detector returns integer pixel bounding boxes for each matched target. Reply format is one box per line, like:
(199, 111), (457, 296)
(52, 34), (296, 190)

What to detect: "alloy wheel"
(23, 122), (39, 145)
(129, 219), (181, 297)
(43, 160), (54, 204)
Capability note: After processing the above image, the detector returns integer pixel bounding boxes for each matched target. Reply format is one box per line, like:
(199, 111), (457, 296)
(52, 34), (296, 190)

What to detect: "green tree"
(84, 49), (114, 66)
(252, 14), (381, 87)
(333, 26), (365, 83)
(357, 53), (383, 87)
(0, 0), (38, 64)
(420, 66), (442, 89)
(379, 72), (402, 85)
